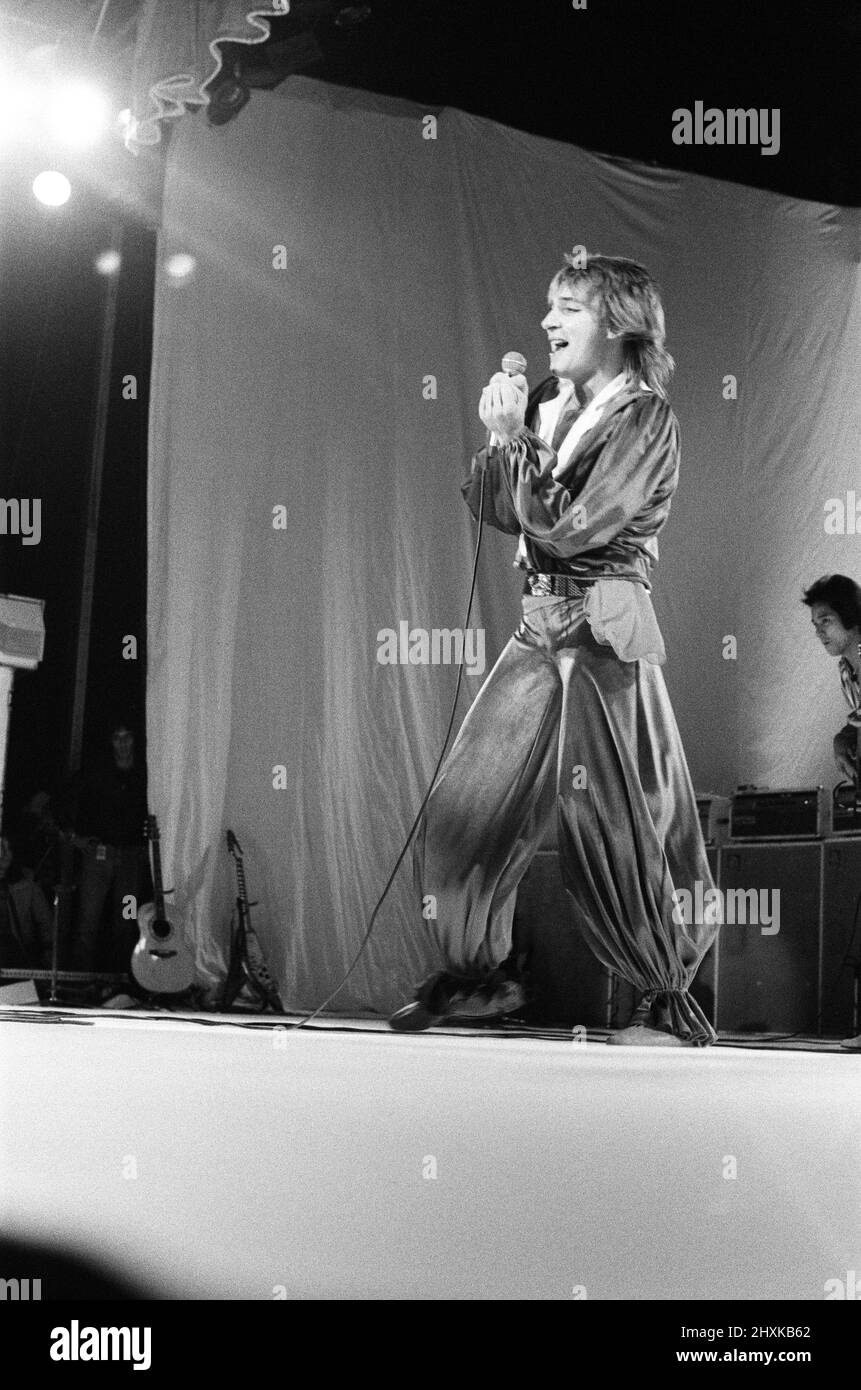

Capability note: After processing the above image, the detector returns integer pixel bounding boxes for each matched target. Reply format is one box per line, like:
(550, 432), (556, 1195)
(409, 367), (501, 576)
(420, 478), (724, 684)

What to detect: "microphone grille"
(501, 350), (527, 376)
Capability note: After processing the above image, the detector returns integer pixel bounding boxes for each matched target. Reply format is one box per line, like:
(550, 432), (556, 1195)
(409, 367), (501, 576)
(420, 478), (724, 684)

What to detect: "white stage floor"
(0, 1007), (858, 1299)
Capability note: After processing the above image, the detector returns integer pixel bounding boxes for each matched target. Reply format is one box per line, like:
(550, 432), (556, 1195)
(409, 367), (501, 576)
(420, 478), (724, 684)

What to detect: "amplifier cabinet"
(830, 786), (861, 838)
(514, 849), (719, 1031)
(714, 842), (821, 1034)
(513, 851), (612, 1028)
(729, 787), (823, 841)
(515, 843), (830, 1036)
(821, 837), (861, 1037)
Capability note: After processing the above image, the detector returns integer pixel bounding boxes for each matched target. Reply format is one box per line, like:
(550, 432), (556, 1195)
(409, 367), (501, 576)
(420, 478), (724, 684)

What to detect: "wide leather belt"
(525, 572), (593, 597)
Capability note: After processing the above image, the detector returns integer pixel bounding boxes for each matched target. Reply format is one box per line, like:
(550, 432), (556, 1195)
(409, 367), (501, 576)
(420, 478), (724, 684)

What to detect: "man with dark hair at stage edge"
(390, 252), (718, 1045)
(803, 573), (861, 1054)
(803, 574), (861, 782)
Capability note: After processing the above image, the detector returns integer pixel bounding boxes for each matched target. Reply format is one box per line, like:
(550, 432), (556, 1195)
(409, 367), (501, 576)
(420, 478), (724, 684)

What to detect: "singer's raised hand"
(479, 371), (528, 440)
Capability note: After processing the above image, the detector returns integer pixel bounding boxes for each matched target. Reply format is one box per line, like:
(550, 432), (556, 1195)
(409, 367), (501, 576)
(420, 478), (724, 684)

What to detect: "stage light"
(164, 253), (196, 280)
(44, 81), (110, 149)
(32, 170), (72, 206)
(0, 76), (42, 146)
(95, 249), (122, 275)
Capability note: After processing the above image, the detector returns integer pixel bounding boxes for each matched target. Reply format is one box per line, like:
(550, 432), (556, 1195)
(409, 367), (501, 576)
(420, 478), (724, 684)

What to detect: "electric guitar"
(132, 816), (196, 994)
(221, 829), (284, 1013)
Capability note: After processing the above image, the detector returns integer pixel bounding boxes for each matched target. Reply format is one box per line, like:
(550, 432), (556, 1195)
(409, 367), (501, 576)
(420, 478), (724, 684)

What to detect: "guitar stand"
(46, 830), (122, 1005)
(24, 832), (129, 1005)
(48, 876), (76, 1005)
(134, 983), (206, 1013)
(221, 831), (286, 1014)
(221, 914), (257, 1012)
(220, 909), (282, 1014)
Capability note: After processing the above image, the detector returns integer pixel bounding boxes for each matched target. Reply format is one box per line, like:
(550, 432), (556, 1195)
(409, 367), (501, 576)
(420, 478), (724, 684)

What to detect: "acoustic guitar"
(132, 816), (196, 994)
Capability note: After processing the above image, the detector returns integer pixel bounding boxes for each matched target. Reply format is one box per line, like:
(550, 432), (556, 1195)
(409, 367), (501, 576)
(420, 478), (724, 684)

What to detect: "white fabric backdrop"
(147, 77), (861, 1011)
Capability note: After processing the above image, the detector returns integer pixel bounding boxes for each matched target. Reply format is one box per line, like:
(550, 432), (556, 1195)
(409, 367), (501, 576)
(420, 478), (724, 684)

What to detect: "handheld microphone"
(483, 351), (528, 457)
(501, 350), (527, 378)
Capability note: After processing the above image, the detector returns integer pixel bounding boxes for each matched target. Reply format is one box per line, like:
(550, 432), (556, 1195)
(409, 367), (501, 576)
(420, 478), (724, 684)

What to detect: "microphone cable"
(288, 466), (489, 1028)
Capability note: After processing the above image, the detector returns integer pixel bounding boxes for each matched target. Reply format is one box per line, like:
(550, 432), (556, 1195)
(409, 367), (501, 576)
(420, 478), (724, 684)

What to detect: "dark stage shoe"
(388, 998), (443, 1031)
(388, 973), (527, 1032)
(607, 1024), (690, 1047)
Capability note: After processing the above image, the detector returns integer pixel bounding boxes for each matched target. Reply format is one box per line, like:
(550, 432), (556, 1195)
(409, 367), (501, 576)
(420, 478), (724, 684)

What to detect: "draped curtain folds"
(125, 0), (289, 152)
(146, 75), (861, 1012)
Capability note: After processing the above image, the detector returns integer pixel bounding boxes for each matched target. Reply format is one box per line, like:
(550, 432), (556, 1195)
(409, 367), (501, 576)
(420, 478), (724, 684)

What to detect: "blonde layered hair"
(550, 253), (674, 398)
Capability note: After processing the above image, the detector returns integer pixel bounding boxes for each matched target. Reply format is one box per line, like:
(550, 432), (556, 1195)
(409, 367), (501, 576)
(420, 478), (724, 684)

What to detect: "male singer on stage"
(390, 252), (717, 1044)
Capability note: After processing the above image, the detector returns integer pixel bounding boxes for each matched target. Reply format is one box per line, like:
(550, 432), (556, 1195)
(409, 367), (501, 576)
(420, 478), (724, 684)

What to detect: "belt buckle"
(561, 577), (584, 598)
(529, 573), (552, 596)
(95, 843), (107, 862)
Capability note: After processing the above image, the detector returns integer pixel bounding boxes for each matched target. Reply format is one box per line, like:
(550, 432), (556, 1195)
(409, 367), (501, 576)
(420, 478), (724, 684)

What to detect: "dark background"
(1, 0), (859, 825)
(0, 192), (154, 810)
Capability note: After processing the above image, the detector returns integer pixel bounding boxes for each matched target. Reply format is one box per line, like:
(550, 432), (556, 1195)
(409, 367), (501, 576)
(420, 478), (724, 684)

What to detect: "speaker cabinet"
(714, 841), (821, 1033)
(513, 851), (612, 1028)
(515, 844), (824, 1036)
(821, 837), (861, 1037)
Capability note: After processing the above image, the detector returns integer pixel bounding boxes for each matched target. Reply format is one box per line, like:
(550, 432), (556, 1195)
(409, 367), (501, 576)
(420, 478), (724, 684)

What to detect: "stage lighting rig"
(195, 1), (376, 133)
(205, 58), (251, 127)
(205, 25), (325, 129)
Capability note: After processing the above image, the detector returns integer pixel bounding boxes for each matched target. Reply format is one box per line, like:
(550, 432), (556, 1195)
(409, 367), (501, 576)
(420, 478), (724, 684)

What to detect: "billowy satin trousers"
(412, 593), (718, 1043)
